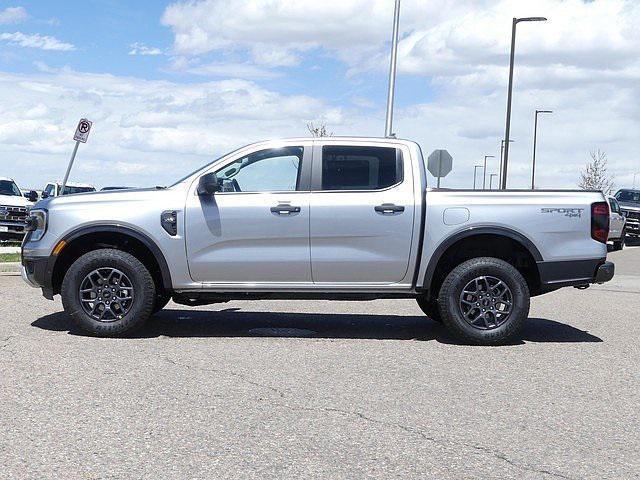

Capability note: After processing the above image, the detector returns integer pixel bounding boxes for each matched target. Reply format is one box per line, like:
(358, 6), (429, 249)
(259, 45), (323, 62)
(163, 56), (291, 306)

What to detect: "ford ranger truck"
(21, 138), (615, 345)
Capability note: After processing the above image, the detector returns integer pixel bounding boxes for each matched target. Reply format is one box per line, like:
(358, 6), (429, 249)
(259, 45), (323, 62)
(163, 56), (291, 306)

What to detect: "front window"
(0, 180), (21, 197)
(320, 146), (402, 191)
(615, 190), (640, 204)
(214, 147), (303, 193)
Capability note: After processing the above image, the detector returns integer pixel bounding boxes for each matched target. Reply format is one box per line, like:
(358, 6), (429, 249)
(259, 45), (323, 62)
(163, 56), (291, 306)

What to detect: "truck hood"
(33, 187), (174, 211)
(619, 202), (640, 212)
(0, 194), (30, 207)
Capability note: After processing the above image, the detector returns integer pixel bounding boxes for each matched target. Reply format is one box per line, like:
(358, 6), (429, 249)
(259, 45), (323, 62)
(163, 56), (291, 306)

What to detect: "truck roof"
(0, 177), (16, 182)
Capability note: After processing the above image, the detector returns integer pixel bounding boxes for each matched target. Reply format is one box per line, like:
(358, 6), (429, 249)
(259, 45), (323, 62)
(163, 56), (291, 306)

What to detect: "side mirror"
(41, 191), (49, 199)
(27, 190), (38, 202)
(197, 172), (222, 196)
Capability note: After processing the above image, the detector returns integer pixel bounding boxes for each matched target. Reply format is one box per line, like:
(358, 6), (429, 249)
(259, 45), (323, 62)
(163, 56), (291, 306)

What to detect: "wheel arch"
(51, 225), (172, 296)
(423, 227), (543, 299)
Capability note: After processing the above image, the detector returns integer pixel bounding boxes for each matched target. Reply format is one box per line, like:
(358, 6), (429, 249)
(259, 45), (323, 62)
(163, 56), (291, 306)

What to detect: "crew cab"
(0, 177), (35, 241)
(21, 138), (614, 344)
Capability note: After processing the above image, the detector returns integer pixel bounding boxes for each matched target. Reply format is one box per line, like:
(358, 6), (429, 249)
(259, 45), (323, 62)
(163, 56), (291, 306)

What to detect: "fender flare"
(54, 224), (173, 291)
(423, 226), (543, 288)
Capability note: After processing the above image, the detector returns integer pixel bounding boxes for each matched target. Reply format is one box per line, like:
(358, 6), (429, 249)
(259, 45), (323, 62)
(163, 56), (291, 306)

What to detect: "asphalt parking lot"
(1, 246), (638, 479)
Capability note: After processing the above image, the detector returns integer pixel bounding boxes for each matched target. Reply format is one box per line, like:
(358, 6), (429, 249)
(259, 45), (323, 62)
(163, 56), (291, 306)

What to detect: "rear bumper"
(537, 258), (614, 288)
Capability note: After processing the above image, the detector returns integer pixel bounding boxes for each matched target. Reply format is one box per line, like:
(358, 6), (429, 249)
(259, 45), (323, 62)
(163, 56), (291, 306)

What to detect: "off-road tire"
(437, 257), (530, 345)
(61, 249), (155, 337)
(416, 296), (442, 323)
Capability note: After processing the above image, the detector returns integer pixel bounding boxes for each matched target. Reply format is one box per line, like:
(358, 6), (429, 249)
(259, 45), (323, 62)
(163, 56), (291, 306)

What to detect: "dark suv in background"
(615, 189), (640, 239)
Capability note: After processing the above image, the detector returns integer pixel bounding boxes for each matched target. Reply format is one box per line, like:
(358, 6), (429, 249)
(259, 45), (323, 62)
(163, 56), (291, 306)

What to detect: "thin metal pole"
(531, 111), (538, 190)
(483, 155), (494, 190)
(490, 174), (498, 190)
(501, 18), (517, 190)
(61, 141), (80, 195)
(473, 165), (483, 190)
(385, 0), (401, 138)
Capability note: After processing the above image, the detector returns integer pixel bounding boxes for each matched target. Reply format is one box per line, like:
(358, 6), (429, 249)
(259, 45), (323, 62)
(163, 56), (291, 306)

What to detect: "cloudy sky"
(0, 0), (638, 190)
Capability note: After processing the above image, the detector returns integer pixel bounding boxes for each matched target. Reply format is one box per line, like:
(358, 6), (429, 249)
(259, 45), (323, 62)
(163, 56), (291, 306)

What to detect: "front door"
(185, 145), (312, 284)
(309, 143), (415, 284)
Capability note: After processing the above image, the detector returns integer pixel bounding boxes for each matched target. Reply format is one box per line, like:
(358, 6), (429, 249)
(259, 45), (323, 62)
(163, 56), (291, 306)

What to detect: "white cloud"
(0, 6), (27, 25)
(0, 69), (345, 189)
(0, 32), (75, 51)
(128, 42), (163, 56)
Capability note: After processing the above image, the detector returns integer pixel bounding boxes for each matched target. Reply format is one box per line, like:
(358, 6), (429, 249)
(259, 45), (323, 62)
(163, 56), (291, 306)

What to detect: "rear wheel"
(416, 296), (442, 323)
(61, 249), (155, 336)
(438, 257), (530, 345)
(612, 229), (625, 251)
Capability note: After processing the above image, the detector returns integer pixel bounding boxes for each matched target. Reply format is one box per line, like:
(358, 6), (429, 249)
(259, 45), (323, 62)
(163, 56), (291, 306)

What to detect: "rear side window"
(321, 146), (402, 191)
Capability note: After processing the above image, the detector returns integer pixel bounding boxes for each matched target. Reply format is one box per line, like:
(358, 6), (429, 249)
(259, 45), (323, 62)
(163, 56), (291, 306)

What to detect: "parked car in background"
(0, 177), (33, 241)
(22, 137), (614, 345)
(42, 182), (96, 198)
(607, 195), (626, 250)
(614, 189), (640, 239)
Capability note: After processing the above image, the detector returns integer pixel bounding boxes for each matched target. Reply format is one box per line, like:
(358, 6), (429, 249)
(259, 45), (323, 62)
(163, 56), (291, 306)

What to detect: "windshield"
(0, 180), (21, 197)
(62, 186), (95, 195)
(615, 190), (640, 204)
(170, 145), (248, 187)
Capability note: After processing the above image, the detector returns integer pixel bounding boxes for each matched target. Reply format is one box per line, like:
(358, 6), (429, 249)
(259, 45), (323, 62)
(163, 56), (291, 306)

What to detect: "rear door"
(309, 142), (415, 284)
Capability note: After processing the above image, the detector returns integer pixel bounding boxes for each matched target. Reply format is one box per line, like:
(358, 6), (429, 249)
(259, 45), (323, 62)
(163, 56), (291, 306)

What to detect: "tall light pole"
(501, 16), (547, 189)
(489, 173), (498, 190)
(531, 109), (552, 189)
(385, 0), (401, 138)
(483, 155), (495, 189)
(473, 165), (484, 190)
(499, 139), (514, 188)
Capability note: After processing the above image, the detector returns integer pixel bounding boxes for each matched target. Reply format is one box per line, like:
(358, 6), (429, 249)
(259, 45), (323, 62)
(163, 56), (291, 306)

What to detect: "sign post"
(61, 119), (92, 195)
(427, 149), (453, 188)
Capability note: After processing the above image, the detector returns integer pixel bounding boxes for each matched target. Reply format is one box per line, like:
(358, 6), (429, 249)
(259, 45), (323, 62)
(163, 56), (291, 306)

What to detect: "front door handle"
(374, 203), (405, 214)
(271, 205), (301, 215)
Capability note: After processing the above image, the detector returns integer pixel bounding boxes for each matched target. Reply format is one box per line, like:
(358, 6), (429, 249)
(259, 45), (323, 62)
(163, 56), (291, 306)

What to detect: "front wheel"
(61, 249), (156, 337)
(438, 257), (530, 345)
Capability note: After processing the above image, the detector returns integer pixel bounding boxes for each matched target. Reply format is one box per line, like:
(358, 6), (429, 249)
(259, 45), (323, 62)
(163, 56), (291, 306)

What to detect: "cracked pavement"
(1, 247), (639, 479)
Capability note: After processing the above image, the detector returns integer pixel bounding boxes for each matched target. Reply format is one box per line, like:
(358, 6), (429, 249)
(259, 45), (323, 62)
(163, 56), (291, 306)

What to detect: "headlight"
(26, 209), (47, 242)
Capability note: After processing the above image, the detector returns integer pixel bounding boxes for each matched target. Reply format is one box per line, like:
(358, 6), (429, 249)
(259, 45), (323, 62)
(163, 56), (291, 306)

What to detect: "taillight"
(591, 202), (609, 244)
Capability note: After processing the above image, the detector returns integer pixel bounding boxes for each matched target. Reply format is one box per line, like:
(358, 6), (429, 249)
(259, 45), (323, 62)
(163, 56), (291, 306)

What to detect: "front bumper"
(21, 255), (55, 299)
(0, 220), (26, 240)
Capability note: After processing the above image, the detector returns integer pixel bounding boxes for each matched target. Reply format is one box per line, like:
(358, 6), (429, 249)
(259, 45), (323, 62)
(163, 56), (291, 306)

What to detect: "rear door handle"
(270, 205), (301, 215)
(374, 203), (405, 214)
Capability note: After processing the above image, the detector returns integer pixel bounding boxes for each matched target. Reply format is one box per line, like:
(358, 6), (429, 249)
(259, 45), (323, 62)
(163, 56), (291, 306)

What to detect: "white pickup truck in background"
(21, 137), (614, 344)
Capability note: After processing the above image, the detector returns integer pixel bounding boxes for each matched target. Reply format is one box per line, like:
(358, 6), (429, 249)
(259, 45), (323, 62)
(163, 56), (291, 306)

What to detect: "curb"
(0, 262), (21, 275)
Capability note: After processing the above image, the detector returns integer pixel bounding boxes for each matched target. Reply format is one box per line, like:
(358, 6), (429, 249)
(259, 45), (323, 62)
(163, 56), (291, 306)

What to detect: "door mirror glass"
(197, 172), (222, 196)
(27, 190), (38, 202)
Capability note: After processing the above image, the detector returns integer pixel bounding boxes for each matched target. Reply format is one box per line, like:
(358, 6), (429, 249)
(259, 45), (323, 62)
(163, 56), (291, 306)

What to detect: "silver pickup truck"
(21, 137), (614, 344)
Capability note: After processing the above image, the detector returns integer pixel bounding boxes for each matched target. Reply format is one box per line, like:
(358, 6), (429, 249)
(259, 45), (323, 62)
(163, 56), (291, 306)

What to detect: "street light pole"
(501, 16), (547, 190)
(483, 155), (495, 190)
(473, 165), (484, 190)
(499, 139), (514, 188)
(490, 174), (498, 190)
(384, 0), (401, 138)
(531, 109), (552, 190)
